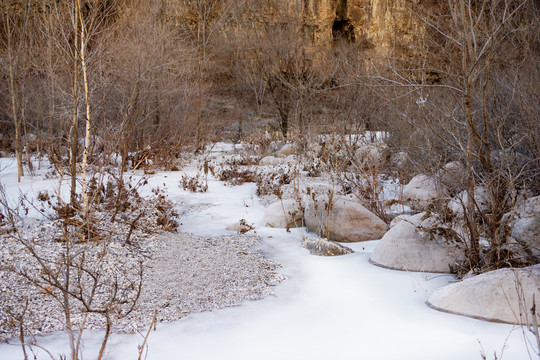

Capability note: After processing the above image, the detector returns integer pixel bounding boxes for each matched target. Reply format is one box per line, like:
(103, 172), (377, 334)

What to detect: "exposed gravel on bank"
(123, 232), (285, 331)
(0, 224), (284, 341)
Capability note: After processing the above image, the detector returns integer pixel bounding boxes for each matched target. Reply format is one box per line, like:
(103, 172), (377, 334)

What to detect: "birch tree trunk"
(69, 4), (79, 206)
(5, 8), (24, 182)
(77, 0), (91, 216)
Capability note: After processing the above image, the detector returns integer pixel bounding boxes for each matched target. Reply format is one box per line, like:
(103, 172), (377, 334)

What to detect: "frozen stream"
(0, 160), (536, 359)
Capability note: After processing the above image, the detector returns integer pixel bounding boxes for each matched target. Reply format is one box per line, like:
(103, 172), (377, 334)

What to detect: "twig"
(138, 309), (158, 360)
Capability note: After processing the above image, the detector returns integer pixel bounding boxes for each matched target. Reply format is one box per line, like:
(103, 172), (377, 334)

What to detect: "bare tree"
(1, 0), (33, 182)
(371, 0), (540, 272)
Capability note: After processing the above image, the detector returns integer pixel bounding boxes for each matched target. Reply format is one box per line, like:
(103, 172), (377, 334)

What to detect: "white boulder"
(370, 213), (460, 273)
(389, 214), (411, 228)
(304, 194), (388, 242)
(263, 200), (303, 229)
(15, 133), (39, 152)
(403, 174), (448, 210)
(427, 264), (540, 325)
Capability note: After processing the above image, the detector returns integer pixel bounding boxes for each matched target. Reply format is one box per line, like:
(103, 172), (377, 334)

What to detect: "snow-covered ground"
(0, 153), (536, 360)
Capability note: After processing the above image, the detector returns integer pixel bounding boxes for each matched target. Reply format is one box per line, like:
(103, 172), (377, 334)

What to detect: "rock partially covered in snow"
(370, 213), (460, 273)
(403, 174), (448, 210)
(263, 200), (303, 229)
(259, 156), (281, 166)
(14, 133), (39, 152)
(427, 265), (540, 325)
(304, 194), (388, 242)
(303, 238), (354, 256)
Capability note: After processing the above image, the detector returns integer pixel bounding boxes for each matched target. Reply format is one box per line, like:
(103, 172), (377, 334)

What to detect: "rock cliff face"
(171, 0), (424, 58)
(291, 0), (424, 54)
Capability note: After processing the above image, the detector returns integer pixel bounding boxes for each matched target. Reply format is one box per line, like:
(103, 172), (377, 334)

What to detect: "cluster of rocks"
(372, 163), (539, 326)
(259, 143), (299, 168)
(256, 142), (539, 326)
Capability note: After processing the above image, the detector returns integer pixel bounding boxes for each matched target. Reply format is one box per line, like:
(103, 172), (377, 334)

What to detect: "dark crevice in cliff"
(332, 19), (355, 42)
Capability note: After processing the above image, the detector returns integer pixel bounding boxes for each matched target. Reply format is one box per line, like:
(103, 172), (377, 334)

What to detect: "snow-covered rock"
(304, 194), (388, 242)
(263, 200), (303, 229)
(303, 238), (354, 256)
(259, 156), (281, 166)
(370, 213), (459, 273)
(427, 265), (540, 325)
(403, 174), (448, 210)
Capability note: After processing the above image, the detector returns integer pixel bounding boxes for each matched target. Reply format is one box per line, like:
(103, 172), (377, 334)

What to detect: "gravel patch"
(121, 232), (285, 332)
(0, 223), (284, 341)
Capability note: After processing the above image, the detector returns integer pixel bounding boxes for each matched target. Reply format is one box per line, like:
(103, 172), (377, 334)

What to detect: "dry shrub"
(181, 174), (208, 193)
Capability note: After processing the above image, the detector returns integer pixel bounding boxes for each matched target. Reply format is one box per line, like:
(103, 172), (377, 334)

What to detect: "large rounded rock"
(304, 194), (388, 242)
(370, 213), (459, 273)
(403, 174), (448, 210)
(14, 133), (39, 153)
(263, 199), (303, 229)
(427, 265), (540, 325)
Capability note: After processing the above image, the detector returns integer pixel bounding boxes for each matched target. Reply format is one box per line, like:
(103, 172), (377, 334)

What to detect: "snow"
(0, 154), (537, 360)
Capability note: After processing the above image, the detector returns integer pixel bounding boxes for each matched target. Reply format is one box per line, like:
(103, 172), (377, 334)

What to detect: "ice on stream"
(0, 157), (536, 360)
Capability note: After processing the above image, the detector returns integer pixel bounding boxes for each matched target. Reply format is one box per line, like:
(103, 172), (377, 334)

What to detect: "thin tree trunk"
(77, 0), (91, 216)
(465, 88), (480, 267)
(70, 5), (79, 207)
(6, 15), (24, 182)
(97, 315), (111, 360)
